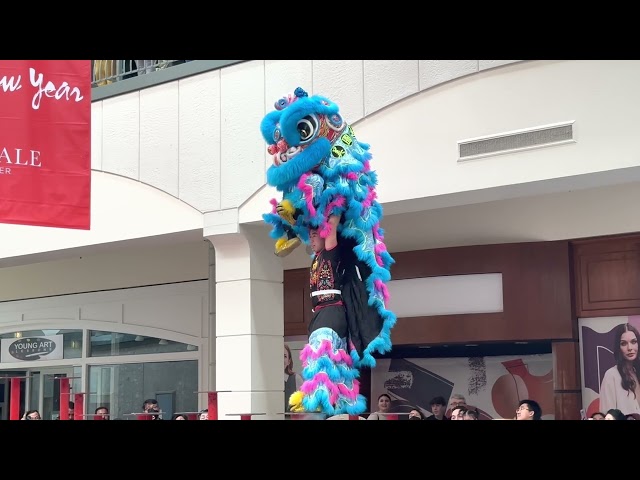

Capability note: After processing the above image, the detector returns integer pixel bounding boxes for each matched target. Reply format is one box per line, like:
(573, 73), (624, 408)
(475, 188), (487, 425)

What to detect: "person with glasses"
(449, 393), (466, 409)
(515, 399), (542, 420)
(448, 393), (466, 418)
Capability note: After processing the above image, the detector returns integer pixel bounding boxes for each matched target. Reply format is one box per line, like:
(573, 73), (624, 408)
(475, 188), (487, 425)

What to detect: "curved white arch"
(0, 320), (201, 372)
(0, 320), (201, 346)
(248, 60), (640, 215)
(0, 171), (204, 263)
(240, 60), (640, 257)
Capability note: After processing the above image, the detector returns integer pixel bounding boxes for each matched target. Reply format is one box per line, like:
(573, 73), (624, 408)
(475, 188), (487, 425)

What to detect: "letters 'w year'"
(30, 68), (84, 110)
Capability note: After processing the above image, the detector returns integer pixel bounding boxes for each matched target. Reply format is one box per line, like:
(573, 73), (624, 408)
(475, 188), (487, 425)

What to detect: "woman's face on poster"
(620, 330), (638, 362)
(284, 347), (291, 369)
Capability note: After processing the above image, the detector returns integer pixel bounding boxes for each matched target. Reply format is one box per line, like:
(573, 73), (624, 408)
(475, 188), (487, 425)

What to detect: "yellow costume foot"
(289, 391), (306, 413)
(276, 199), (297, 225)
(289, 390), (322, 413)
(275, 237), (301, 257)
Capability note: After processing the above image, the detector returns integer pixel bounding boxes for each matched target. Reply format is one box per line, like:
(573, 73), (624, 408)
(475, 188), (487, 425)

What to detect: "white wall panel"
(312, 60), (364, 124)
(386, 274), (504, 317)
(479, 60), (520, 71)
(220, 61), (266, 209)
(364, 60), (420, 115)
(419, 60), (478, 90)
(102, 91), (140, 179)
(140, 82), (180, 197)
(179, 70), (221, 212)
(91, 101), (103, 170)
(0, 282), (208, 339)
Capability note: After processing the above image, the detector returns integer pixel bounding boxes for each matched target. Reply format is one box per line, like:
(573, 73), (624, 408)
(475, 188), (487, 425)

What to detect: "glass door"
(30, 367), (78, 420)
(0, 371), (27, 420)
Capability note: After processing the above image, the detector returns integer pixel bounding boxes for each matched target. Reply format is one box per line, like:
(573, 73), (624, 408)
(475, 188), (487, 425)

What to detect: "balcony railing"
(91, 60), (188, 87)
(90, 60), (247, 101)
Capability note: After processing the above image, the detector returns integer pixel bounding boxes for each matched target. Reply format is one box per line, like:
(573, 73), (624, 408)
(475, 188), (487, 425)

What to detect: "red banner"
(0, 60), (91, 229)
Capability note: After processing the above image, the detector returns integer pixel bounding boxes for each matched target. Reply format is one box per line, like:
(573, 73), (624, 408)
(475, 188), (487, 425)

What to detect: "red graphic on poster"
(0, 60), (91, 229)
(491, 358), (554, 418)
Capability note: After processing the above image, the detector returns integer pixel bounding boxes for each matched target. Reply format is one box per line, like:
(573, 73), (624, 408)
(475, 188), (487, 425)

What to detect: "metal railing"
(91, 60), (189, 87)
(90, 60), (247, 101)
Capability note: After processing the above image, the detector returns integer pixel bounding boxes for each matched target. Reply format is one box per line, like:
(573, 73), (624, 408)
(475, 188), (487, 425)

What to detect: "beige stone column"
(205, 210), (284, 420)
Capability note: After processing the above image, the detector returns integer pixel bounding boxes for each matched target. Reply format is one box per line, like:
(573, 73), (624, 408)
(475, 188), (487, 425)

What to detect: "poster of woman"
(579, 316), (640, 416)
(284, 343), (303, 413)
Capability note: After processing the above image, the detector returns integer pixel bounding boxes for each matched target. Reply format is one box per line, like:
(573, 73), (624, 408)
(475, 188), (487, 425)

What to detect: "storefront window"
(88, 331), (197, 357)
(88, 360), (198, 420)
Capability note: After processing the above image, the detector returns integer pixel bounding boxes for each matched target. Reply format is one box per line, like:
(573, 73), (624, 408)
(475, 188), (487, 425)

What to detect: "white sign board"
(1, 335), (64, 363)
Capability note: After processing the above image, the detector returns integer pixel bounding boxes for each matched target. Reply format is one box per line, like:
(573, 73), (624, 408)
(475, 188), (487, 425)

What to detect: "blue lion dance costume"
(261, 87), (396, 416)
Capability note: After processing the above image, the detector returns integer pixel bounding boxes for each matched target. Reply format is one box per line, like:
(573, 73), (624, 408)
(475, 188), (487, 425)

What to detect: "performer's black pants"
(308, 304), (348, 339)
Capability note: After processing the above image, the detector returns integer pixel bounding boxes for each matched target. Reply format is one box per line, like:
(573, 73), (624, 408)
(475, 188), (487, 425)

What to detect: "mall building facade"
(1, 60), (640, 420)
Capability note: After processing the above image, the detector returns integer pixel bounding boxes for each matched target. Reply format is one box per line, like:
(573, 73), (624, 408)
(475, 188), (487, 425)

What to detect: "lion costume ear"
(259, 109), (282, 145)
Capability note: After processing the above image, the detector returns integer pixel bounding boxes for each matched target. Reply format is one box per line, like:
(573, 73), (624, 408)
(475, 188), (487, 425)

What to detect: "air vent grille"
(459, 122), (574, 161)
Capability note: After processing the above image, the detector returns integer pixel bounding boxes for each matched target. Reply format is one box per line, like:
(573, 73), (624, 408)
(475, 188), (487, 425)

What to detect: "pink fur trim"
(361, 187), (377, 210)
(363, 160), (371, 172)
(372, 223), (384, 241)
(374, 243), (387, 254)
(374, 279), (390, 303)
(319, 196), (346, 238)
(374, 243), (387, 266)
(319, 223), (330, 239)
(338, 380), (360, 398)
(346, 172), (358, 181)
(301, 373), (360, 404)
(269, 198), (278, 214)
(297, 174), (317, 218)
(300, 340), (353, 366)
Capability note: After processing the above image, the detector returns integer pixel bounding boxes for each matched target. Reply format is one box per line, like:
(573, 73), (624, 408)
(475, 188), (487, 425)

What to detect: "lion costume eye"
(297, 115), (318, 143)
(327, 112), (344, 131)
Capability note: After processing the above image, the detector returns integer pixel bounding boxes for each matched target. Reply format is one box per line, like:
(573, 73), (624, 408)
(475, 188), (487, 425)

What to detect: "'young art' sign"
(0, 335), (64, 363)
